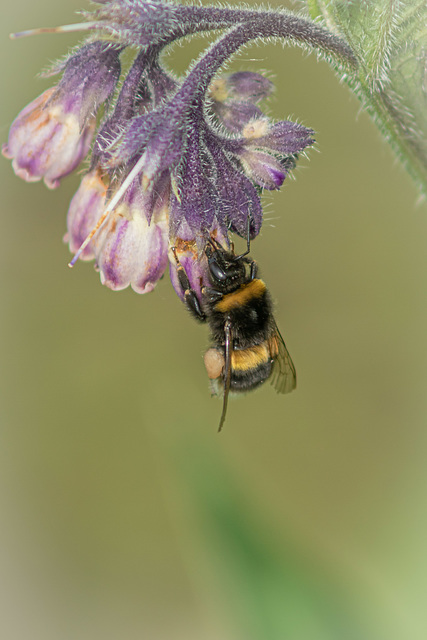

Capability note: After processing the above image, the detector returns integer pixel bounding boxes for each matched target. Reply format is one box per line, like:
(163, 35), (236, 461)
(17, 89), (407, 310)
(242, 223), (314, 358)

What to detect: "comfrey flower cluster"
(3, 0), (356, 297)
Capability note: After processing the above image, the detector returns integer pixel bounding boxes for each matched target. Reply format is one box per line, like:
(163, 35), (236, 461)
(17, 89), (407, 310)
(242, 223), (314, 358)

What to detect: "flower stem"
(175, 14), (356, 111)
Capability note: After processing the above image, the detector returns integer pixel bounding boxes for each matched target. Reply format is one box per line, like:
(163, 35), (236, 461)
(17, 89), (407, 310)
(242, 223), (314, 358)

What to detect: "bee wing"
(269, 320), (297, 394)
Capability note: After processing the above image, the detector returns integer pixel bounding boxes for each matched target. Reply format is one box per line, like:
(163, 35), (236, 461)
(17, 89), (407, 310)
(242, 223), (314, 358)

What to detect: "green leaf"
(306, 0), (427, 196)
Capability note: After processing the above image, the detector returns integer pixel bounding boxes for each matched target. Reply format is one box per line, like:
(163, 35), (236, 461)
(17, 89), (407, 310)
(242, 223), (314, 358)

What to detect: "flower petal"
(66, 169), (108, 260)
(94, 202), (169, 294)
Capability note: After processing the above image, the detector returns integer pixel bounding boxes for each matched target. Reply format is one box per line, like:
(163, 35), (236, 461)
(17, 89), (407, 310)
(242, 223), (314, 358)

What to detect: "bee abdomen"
(230, 342), (273, 391)
(204, 342), (274, 393)
(230, 359), (273, 392)
(230, 343), (270, 371)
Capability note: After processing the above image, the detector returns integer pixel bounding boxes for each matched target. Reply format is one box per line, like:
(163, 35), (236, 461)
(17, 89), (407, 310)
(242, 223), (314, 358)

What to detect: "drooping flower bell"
(235, 117), (314, 190)
(65, 159), (171, 293)
(2, 41), (122, 188)
(93, 171), (170, 294)
(64, 47), (175, 293)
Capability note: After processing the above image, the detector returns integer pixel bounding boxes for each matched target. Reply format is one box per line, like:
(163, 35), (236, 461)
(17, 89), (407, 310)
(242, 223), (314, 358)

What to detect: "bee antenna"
(206, 235), (224, 253)
(206, 236), (217, 250)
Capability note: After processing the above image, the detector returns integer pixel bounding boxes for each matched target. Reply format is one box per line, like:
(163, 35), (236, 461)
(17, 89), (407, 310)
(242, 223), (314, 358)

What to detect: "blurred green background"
(2, 1), (427, 639)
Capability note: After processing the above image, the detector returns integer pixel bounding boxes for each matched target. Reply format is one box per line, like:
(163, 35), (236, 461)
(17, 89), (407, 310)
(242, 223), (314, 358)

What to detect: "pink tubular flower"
(2, 88), (95, 189)
(2, 41), (122, 189)
(92, 177), (170, 294)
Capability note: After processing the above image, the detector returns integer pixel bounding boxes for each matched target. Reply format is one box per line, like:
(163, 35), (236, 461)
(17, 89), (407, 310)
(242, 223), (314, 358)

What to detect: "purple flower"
(65, 168), (108, 260)
(3, 1), (356, 305)
(105, 21), (315, 249)
(202, 125), (264, 238)
(65, 158), (171, 293)
(2, 87), (95, 189)
(242, 119), (315, 155)
(224, 117), (315, 190)
(93, 179), (169, 294)
(2, 42), (122, 188)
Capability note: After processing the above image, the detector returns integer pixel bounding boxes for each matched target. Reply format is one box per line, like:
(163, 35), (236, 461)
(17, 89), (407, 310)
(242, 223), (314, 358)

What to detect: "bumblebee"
(172, 238), (296, 431)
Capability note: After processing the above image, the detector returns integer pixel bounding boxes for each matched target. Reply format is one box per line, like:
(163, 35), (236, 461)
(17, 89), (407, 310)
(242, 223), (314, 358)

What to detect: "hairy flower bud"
(239, 149), (287, 190)
(51, 41), (123, 128)
(210, 71), (273, 134)
(213, 101), (264, 134)
(243, 119), (315, 155)
(223, 117), (315, 189)
(210, 71), (273, 107)
(217, 71), (274, 103)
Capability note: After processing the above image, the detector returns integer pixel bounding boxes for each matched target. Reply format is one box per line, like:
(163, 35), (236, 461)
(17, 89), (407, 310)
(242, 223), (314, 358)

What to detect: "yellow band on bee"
(215, 279), (266, 312)
(231, 343), (270, 371)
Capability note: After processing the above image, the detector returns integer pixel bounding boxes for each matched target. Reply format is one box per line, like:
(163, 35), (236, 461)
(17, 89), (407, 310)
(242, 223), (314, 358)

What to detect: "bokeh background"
(2, 1), (427, 639)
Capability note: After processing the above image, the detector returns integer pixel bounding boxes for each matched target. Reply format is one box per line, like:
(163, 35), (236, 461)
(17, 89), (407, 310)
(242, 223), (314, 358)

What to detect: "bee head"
(205, 242), (246, 289)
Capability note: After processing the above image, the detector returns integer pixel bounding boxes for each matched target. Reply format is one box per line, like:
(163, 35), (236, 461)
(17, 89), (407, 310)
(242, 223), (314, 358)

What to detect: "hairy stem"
(174, 14), (356, 111)
(91, 1), (356, 70)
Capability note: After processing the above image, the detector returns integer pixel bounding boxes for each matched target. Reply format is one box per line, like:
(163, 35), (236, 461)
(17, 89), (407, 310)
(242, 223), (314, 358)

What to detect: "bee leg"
(202, 286), (223, 302)
(249, 260), (258, 280)
(171, 247), (206, 321)
(184, 289), (206, 321)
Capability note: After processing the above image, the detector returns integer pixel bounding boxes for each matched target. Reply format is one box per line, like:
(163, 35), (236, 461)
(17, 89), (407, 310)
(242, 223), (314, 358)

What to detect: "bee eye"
(210, 261), (228, 281)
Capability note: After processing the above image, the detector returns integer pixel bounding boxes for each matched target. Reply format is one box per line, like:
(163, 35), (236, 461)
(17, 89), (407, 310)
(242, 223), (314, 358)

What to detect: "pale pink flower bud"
(2, 88), (95, 189)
